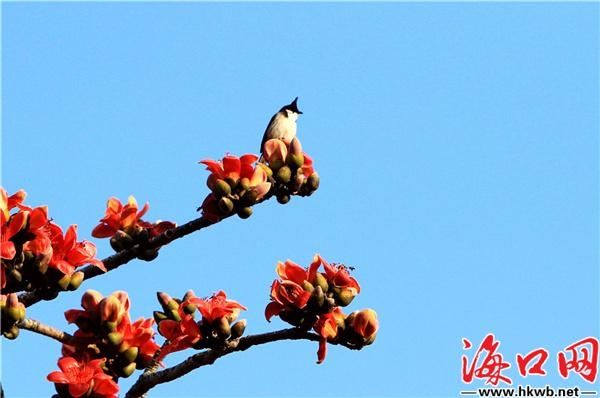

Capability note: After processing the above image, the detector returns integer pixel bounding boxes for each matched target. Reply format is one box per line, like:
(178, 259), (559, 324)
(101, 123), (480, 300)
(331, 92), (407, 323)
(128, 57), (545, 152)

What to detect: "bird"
(259, 97), (303, 155)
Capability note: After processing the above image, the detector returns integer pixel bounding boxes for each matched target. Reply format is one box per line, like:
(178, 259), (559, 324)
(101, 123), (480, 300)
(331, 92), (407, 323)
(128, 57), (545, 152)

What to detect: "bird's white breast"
(267, 112), (297, 144)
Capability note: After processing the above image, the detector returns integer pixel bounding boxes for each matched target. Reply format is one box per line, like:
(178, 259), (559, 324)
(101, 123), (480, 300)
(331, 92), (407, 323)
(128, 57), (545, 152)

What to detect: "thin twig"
(125, 327), (359, 398)
(16, 318), (78, 345)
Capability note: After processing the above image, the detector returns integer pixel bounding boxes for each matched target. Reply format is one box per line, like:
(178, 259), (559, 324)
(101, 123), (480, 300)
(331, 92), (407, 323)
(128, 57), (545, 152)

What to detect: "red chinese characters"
(516, 348), (549, 377)
(462, 334), (512, 386)
(557, 337), (599, 383)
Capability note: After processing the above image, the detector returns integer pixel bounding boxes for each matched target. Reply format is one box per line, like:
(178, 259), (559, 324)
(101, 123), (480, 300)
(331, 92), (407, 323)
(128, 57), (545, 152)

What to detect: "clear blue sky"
(2, 3), (598, 397)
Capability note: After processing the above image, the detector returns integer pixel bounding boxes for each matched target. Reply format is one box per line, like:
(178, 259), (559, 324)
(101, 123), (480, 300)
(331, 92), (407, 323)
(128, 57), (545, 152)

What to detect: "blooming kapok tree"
(1, 136), (378, 397)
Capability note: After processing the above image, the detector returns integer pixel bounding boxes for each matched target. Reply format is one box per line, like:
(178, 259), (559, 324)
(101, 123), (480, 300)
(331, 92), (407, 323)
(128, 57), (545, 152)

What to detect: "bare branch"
(125, 327), (359, 398)
(16, 318), (77, 345)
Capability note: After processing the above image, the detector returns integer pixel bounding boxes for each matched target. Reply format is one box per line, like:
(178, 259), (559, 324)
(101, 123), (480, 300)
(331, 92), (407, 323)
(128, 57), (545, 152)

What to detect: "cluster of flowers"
(47, 290), (161, 397)
(154, 290), (247, 359)
(91, 196), (176, 261)
(260, 138), (319, 204)
(198, 154), (272, 221)
(198, 137), (319, 220)
(1, 188), (105, 297)
(1, 293), (26, 339)
(265, 254), (378, 363)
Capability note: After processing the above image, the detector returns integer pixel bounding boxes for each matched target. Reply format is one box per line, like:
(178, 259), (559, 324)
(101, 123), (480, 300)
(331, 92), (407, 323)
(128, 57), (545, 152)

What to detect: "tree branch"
(18, 190), (277, 307)
(125, 327), (359, 398)
(16, 318), (77, 345)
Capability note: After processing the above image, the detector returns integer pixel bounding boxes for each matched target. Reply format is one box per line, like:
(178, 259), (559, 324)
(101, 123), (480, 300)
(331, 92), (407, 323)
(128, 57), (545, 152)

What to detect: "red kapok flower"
(91, 196), (149, 238)
(47, 357), (119, 398)
(48, 223), (105, 276)
(1, 212), (27, 260)
(265, 259), (321, 322)
(187, 290), (246, 324)
(157, 308), (202, 360)
(199, 154), (271, 198)
(314, 254), (360, 294)
(313, 308), (346, 364)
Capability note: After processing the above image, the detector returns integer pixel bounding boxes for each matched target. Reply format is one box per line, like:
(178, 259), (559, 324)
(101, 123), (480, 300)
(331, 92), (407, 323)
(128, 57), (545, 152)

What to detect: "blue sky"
(2, 2), (598, 397)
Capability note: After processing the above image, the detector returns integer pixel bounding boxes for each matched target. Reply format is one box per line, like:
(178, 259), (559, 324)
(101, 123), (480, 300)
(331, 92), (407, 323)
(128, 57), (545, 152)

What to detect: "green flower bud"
(302, 280), (315, 293)
(230, 319), (247, 339)
(313, 272), (329, 292)
(6, 307), (22, 322)
(218, 197), (234, 214)
(119, 362), (137, 378)
(215, 317), (231, 339)
(157, 292), (173, 310)
(68, 272), (85, 291)
(122, 346), (139, 363)
(336, 288), (357, 307)
(153, 311), (168, 323)
(258, 163), (273, 177)
(36, 257), (49, 275)
(57, 274), (71, 291)
(103, 321), (118, 333)
(237, 206), (253, 219)
(9, 269), (22, 283)
(170, 309), (181, 322)
(183, 303), (197, 315)
(3, 325), (19, 340)
(107, 332), (123, 346)
(276, 166), (292, 184)
(239, 177), (251, 191)
(225, 177), (238, 190)
(137, 248), (159, 262)
(213, 179), (232, 198)
(307, 173), (320, 191)
(276, 193), (290, 205)
(241, 189), (259, 206)
(310, 285), (325, 308)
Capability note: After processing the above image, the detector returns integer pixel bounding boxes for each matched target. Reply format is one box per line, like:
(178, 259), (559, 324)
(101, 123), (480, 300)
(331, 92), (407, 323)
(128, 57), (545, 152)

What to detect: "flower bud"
(183, 303), (197, 315)
(347, 309), (379, 344)
(237, 207), (253, 219)
(81, 290), (103, 312)
(213, 179), (232, 198)
(241, 189), (259, 206)
(336, 288), (357, 307)
(276, 193), (290, 205)
(183, 290), (196, 301)
(153, 311), (168, 323)
(215, 317), (231, 339)
(35, 257), (49, 275)
(137, 248), (159, 261)
(100, 296), (123, 324)
(302, 281), (315, 293)
(230, 319), (247, 339)
(122, 346), (139, 363)
(110, 230), (134, 252)
(313, 272), (329, 293)
(310, 285), (325, 309)
(3, 325), (19, 340)
(218, 197), (234, 214)
(68, 272), (84, 291)
(119, 362), (137, 378)
(157, 292), (173, 310)
(9, 269), (22, 283)
(103, 321), (118, 333)
(307, 173), (320, 191)
(57, 274), (72, 291)
(239, 177), (251, 191)
(169, 309), (182, 322)
(276, 166), (292, 184)
(107, 331), (123, 346)
(257, 163), (273, 177)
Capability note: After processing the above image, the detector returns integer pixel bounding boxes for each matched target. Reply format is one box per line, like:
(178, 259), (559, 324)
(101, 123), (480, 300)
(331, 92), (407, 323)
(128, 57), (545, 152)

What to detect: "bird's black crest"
(281, 97), (303, 114)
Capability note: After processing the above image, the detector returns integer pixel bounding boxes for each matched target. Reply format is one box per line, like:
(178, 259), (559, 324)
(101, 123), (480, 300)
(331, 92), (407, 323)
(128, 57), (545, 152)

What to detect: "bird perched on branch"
(259, 97), (303, 156)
